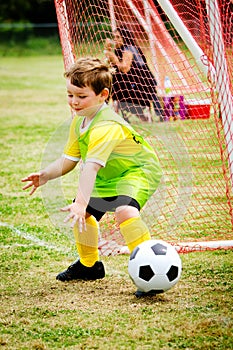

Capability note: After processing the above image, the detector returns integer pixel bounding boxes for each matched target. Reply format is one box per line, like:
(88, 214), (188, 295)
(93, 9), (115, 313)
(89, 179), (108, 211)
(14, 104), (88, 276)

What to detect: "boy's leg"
(56, 215), (105, 282)
(118, 210), (159, 297)
(119, 216), (151, 253)
(74, 215), (99, 267)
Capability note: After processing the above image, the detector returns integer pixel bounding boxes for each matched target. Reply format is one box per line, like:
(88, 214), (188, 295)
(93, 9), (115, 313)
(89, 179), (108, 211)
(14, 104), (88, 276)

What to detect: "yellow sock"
(73, 215), (99, 267)
(119, 217), (151, 253)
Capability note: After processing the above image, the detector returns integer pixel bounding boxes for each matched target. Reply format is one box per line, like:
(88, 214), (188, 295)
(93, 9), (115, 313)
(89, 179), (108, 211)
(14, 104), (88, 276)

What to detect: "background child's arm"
(22, 157), (77, 195)
(104, 45), (133, 73)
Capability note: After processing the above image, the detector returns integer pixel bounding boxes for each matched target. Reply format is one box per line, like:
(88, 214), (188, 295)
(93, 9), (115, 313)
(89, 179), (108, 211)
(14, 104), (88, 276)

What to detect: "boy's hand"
(61, 202), (87, 232)
(21, 171), (49, 195)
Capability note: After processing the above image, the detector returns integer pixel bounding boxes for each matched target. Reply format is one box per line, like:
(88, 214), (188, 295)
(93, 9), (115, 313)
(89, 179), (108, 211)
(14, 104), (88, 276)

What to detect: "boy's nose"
(72, 97), (79, 105)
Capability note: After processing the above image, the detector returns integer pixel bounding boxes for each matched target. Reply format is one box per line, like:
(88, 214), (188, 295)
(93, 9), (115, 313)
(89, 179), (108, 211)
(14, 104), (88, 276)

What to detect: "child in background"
(104, 27), (165, 122)
(22, 57), (162, 296)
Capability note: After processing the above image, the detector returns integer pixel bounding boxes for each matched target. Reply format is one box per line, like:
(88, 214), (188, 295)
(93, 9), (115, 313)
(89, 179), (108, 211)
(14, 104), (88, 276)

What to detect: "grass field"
(0, 55), (233, 350)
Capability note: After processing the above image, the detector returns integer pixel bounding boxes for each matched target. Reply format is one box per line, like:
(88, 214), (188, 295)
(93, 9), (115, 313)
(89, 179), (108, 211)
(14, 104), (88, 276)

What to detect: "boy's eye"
(79, 95), (87, 99)
(67, 94), (73, 98)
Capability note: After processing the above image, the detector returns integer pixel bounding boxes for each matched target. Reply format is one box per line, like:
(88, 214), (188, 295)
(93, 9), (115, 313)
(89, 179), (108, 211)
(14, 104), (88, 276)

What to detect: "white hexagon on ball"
(128, 239), (182, 294)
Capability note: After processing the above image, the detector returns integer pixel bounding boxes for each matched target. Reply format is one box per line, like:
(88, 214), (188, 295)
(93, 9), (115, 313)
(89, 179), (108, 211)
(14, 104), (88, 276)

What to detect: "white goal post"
(157, 0), (233, 188)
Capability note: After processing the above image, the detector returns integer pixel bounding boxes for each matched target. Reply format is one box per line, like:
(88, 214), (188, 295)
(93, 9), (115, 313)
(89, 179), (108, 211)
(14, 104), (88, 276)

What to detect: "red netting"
(54, 0), (233, 254)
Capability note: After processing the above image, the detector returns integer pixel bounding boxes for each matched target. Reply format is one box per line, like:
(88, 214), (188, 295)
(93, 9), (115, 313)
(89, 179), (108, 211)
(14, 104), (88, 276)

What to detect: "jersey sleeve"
(86, 121), (125, 166)
(63, 116), (81, 161)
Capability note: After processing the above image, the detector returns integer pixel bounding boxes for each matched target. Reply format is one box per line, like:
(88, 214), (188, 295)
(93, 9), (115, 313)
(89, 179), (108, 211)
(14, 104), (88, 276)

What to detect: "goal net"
(54, 0), (233, 254)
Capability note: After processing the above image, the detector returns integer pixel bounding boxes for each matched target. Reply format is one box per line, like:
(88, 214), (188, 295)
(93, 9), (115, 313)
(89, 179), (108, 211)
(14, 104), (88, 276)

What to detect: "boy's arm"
(61, 161), (101, 231)
(42, 157), (77, 180)
(22, 157), (77, 195)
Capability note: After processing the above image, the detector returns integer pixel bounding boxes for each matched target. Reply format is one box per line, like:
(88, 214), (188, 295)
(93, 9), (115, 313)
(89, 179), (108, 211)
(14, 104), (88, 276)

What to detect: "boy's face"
(66, 79), (108, 117)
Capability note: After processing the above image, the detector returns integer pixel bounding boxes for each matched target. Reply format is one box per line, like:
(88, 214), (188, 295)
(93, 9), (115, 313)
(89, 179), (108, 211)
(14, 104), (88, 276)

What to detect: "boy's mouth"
(73, 104), (103, 117)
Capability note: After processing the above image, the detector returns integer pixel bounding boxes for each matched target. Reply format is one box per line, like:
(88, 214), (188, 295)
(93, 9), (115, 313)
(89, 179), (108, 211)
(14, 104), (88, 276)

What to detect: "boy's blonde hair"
(64, 57), (113, 96)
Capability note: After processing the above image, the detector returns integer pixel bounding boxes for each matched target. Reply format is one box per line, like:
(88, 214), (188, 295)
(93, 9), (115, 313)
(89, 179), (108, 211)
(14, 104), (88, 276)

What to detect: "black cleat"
(56, 260), (105, 282)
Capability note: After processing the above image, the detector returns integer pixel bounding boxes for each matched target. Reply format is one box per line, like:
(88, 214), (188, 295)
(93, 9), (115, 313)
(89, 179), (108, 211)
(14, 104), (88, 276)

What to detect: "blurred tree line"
(0, 0), (58, 44)
(0, 0), (57, 23)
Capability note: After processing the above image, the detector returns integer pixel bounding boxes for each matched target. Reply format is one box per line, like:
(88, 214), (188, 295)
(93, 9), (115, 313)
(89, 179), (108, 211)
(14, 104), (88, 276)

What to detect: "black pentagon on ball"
(139, 265), (155, 281)
(129, 246), (140, 260)
(166, 265), (179, 281)
(151, 243), (167, 255)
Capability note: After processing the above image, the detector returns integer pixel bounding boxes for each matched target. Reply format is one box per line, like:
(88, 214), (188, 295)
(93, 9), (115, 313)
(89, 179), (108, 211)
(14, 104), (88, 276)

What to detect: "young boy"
(22, 57), (162, 296)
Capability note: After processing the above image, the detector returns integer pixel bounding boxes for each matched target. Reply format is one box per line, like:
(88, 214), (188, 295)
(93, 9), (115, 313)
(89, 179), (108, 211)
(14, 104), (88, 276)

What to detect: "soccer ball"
(128, 239), (182, 294)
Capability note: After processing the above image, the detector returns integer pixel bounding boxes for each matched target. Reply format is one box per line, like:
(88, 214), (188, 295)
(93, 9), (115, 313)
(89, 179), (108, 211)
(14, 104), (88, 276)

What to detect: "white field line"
(2, 222), (232, 254)
(0, 221), (125, 276)
(0, 221), (70, 253)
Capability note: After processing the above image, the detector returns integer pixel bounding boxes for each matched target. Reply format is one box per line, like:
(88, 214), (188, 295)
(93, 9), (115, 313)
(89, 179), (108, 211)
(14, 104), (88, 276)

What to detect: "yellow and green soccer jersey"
(63, 104), (162, 208)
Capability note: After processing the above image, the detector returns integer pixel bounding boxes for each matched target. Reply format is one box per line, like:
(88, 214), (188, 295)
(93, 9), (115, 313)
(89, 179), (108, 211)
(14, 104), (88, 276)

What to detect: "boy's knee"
(115, 205), (139, 225)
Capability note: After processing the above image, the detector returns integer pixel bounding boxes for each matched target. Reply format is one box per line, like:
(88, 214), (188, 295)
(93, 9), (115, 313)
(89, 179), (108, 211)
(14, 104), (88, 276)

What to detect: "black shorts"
(85, 195), (140, 221)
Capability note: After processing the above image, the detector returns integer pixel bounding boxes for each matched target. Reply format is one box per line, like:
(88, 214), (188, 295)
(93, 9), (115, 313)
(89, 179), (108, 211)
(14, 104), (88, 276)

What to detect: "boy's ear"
(100, 88), (109, 99)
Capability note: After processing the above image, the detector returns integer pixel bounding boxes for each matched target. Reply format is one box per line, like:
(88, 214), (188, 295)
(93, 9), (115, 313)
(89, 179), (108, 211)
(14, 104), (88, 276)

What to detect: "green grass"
(0, 55), (233, 349)
(0, 36), (62, 57)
